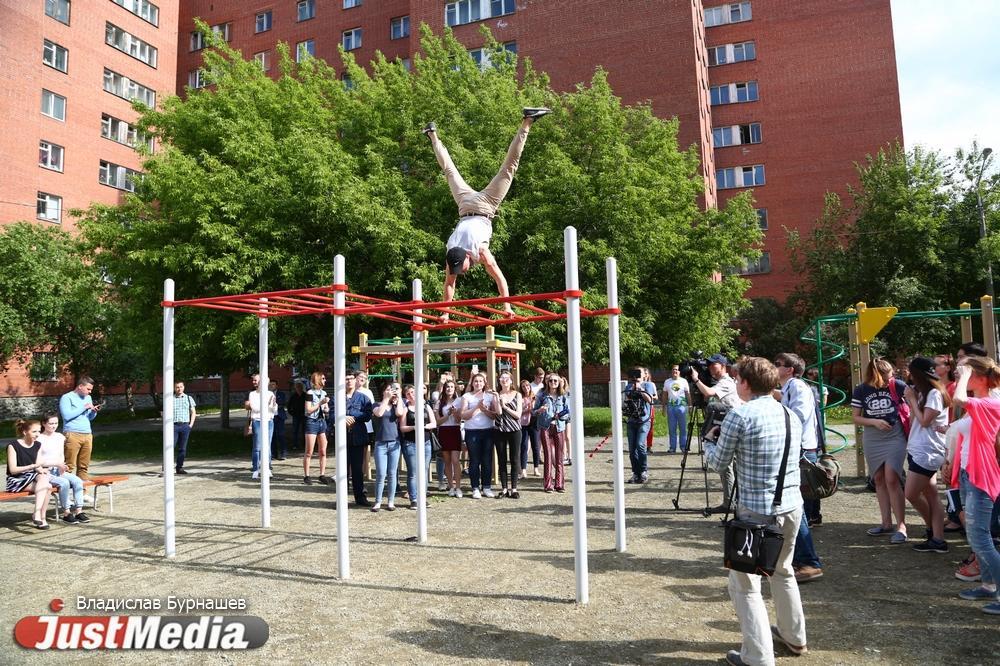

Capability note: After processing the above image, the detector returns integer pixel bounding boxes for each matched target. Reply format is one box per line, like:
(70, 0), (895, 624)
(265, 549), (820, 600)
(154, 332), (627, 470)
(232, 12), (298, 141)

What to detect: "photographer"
(690, 354), (741, 510)
(624, 368), (655, 484)
(704, 357), (807, 666)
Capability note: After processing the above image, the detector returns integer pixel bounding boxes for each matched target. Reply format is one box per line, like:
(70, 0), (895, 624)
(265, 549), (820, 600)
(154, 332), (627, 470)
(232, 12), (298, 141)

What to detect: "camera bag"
(722, 407), (791, 577)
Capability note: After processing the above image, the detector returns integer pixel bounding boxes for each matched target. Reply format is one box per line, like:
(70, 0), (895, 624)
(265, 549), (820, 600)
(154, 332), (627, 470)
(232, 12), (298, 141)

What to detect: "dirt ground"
(1, 435), (996, 665)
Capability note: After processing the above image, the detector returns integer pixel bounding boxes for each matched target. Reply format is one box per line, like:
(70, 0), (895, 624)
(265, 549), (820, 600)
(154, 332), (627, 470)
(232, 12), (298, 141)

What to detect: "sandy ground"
(1, 435), (996, 665)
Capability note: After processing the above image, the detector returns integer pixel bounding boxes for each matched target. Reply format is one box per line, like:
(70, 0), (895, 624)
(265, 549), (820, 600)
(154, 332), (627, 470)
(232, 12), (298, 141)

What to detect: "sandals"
(31, 519), (50, 530)
(866, 526), (894, 536)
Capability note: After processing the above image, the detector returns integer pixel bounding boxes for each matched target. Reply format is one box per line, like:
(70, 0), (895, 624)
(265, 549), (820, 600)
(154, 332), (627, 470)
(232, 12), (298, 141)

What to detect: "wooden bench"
(0, 474), (129, 521)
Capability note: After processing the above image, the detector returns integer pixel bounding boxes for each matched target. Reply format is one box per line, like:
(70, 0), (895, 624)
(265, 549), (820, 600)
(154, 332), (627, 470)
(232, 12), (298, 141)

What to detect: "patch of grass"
(822, 405), (853, 425)
(582, 407), (668, 437)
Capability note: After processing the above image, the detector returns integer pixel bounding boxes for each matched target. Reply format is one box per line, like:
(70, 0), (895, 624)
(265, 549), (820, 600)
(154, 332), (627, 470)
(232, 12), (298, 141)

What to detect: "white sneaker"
(438, 482), (448, 492)
(265, 469), (273, 477)
(447, 488), (456, 497)
(455, 488), (463, 498)
(483, 488), (496, 498)
(252, 471), (260, 480)
(471, 488), (481, 499)
(82, 494), (94, 505)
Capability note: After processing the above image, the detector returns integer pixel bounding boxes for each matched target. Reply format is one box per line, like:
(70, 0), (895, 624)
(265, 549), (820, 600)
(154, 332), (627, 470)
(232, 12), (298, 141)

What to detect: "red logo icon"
(49, 599), (64, 613)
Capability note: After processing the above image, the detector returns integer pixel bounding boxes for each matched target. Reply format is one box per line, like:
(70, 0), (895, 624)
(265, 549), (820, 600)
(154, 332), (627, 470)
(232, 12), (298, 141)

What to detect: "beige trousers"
(64, 432), (94, 481)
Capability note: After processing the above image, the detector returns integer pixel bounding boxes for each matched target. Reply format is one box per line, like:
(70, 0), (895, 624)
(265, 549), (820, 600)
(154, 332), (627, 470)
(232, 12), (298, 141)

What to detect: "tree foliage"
(76, 24), (760, 376)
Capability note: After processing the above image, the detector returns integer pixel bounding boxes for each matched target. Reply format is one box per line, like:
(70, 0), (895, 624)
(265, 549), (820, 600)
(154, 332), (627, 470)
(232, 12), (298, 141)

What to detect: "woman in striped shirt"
(492, 370), (523, 498)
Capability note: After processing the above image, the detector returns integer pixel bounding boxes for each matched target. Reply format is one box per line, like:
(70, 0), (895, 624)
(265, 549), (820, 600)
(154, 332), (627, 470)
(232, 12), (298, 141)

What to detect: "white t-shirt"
(37, 432), (66, 466)
(437, 397), (463, 427)
(462, 392), (495, 430)
(446, 216), (491, 263)
(529, 381), (544, 396)
(945, 415), (972, 470)
(249, 390), (277, 422)
(907, 388), (948, 470)
(663, 377), (690, 406)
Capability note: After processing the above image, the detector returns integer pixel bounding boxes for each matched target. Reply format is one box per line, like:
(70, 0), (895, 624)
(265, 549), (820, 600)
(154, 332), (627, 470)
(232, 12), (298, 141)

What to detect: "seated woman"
(6, 419), (54, 529)
(37, 412), (88, 524)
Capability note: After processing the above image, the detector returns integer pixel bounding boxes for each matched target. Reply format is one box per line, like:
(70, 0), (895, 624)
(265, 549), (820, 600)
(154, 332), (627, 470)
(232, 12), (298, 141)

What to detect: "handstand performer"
(424, 107), (550, 316)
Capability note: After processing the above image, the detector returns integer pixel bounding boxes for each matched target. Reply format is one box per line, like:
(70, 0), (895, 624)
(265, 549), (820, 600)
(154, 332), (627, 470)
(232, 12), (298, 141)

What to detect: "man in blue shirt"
(623, 367), (654, 484)
(341, 371), (373, 507)
(59, 376), (102, 481)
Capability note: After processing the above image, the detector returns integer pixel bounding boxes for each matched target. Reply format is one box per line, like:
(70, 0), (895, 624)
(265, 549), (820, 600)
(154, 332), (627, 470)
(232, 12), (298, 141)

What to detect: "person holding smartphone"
(59, 376), (102, 484)
(461, 373), (497, 498)
(303, 371), (330, 485)
(623, 368), (654, 484)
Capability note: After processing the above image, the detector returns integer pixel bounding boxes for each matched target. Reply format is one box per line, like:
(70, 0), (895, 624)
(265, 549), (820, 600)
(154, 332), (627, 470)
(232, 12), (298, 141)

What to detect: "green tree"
(78, 24), (760, 378)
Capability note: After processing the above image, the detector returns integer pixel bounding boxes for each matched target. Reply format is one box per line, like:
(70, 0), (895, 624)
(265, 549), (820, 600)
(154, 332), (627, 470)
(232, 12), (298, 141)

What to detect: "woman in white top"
(436, 379), (464, 496)
(303, 371), (331, 485)
(37, 412), (87, 524)
(461, 373), (497, 498)
(902, 356), (952, 552)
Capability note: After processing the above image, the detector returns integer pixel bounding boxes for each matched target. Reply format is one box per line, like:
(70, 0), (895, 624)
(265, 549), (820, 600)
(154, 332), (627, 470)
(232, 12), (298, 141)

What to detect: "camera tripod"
(671, 406), (714, 517)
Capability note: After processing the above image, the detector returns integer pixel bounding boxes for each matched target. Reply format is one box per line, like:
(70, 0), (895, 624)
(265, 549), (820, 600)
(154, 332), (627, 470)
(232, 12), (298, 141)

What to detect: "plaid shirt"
(705, 395), (803, 516)
(173, 393), (195, 424)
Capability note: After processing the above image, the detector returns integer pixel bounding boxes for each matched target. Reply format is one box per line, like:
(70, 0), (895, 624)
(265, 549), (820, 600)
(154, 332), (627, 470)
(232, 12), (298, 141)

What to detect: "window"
(296, 39), (315, 62)
(712, 122), (761, 147)
(342, 74), (353, 89)
(99, 160), (141, 192)
(190, 31), (205, 51)
(342, 28), (361, 51)
(188, 69), (206, 88)
(705, 2), (752, 27)
(29, 352), (59, 382)
(254, 51), (271, 71)
(756, 208), (768, 230)
(710, 81), (758, 105)
(43, 40), (68, 73)
(190, 24), (226, 50)
(39, 141), (64, 171)
(106, 23), (158, 67)
(716, 164), (765, 189)
(391, 15), (410, 40)
(101, 113), (150, 150)
(103, 68), (156, 107)
(344, 0), (361, 7)
(111, 0), (159, 26)
(297, 0), (315, 21)
(737, 252), (770, 275)
(255, 10), (272, 33)
(41, 89), (66, 120)
(400, 57), (411, 71)
(211, 23), (231, 41)
(707, 41), (756, 66)
(45, 0), (70, 24)
(446, 0), (514, 27)
(36, 192), (62, 223)
(468, 42), (517, 70)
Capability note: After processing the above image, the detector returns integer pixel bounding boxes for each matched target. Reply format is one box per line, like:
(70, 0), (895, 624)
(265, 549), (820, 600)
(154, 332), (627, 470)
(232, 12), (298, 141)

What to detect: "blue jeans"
(49, 469), (84, 510)
(465, 429), (493, 491)
(960, 470), (1000, 587)
(521, 422), (541, 469)
(402, 439), (432, 500)
(667, 404), (687, 451)
(792, 512), (823, 569)
(250, 420), (274, 472)
(627, 419), (651, 478)
(174, 423), (191, 471)
(374, 439), (401, 505)
(272, 415), (286, 459)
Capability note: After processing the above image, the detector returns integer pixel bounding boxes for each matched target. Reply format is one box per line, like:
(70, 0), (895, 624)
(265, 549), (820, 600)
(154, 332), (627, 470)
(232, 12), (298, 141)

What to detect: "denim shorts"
(907, 453), (936, 478)
(305, 418), (326, 435)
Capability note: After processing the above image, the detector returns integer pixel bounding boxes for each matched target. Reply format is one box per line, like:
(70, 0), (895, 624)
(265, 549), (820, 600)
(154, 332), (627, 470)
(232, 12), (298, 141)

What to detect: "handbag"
(430, 429), (442, 455)
(887, 380), (911, 436)
(244, 412), (253, 437)
(800, 452), (841, 500)
(723, 407), (792, 577)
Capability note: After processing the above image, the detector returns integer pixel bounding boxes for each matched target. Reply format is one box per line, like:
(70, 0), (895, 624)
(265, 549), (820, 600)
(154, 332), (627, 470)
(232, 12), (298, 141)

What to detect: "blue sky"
(892, 0), (1000, 158)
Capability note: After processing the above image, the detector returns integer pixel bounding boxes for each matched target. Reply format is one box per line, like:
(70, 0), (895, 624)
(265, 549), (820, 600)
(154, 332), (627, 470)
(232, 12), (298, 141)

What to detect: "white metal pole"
(162, 279), (176, 558)
(564, 226), (589, 604)
(259, 299), (271, 528)
(334, 255), (350, 579)
(606, 258), (626, 552)
(413, 278), (427, 542)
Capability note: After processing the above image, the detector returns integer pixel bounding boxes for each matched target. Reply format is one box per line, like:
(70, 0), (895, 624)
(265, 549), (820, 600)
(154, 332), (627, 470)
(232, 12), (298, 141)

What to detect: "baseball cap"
(708, 353), (729, 366)
(908, 356), (937, 381)
(446, 247), (468, 275)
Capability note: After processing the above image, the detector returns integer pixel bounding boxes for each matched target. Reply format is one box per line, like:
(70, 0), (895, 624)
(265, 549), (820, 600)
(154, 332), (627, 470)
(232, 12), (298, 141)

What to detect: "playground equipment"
(801, 297), (997, 477)
(161, 227), (623, 604)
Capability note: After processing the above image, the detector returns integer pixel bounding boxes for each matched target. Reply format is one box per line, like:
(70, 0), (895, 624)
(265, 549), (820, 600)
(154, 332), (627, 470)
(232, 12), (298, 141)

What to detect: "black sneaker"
(422, 121), (436, 136)
(319, 475), (332, 485)
(74, 513), (90, 523)
(303, 476), (312, 485)
(913, 538), (949, 553)
(61, 513), (79, 524)
(176, 468), (188, 475)
(523, 107), (551, 120)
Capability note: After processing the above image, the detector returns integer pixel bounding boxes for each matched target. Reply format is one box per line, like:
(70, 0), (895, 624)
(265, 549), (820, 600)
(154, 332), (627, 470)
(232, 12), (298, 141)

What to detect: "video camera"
(679, 351), (716, 409)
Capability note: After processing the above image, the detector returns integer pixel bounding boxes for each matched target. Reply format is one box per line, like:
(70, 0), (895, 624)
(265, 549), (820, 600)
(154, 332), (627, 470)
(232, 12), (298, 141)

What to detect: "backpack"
(887, 380), (911, 436)
(800, 452), (841, 500)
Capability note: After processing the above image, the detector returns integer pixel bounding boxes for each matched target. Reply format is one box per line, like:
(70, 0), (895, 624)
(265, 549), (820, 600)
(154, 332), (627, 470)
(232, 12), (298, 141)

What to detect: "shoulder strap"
(773, 406), (792, 508)
(887, 379), (899, 404)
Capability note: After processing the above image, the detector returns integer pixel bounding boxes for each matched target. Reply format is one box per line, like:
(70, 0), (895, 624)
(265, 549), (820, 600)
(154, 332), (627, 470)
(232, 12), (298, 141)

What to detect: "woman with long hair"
(303, 371), (331, 485)
(372, 382), (405, 511)
(945, 355), (1000, 614)
(460, 372), (497, 499)
(400, 384), (438, 509)
(6, 419), (54, 529)
(535, 372), (571, 492)
(851, 357), (908, 542)
(492, 370), (523, 498)
(37, 412), (88, 524)
(437, 379), (464, 497)
(518, 379), (540, 477)
(902, 356), (952, 553)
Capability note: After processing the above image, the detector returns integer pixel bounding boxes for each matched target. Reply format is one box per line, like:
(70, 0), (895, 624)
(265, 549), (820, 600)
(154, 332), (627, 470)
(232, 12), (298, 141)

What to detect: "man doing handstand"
(424, 107), (550, 316)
